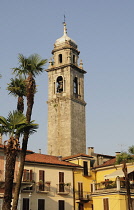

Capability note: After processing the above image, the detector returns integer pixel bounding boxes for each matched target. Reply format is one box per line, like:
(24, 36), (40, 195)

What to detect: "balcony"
(92, 178), (134, 195)
(36, 182), (51, 193)
(75, 191), (91, 203)
(56, 183), (70, 195)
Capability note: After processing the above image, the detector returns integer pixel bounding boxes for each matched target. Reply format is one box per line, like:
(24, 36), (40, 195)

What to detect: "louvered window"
(59, 172), (64, 192)
(103, 198), (109, 210)
(39, 170), (45, 191)
(78, 182), (83, 199)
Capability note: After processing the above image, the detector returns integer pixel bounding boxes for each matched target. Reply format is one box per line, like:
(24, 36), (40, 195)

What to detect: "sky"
(0, 0), (134, 156)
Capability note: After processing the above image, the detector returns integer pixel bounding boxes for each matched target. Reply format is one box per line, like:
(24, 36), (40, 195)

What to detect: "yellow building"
(91, 157), (134, 210)
(63, 153), (95, 210)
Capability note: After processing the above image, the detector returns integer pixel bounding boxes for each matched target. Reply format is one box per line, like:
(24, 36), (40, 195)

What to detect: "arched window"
(73, 77), (78, 95)
(59, 54), (62, 63)
(56, 76), (63, 93)
(73, 55), (75, 64)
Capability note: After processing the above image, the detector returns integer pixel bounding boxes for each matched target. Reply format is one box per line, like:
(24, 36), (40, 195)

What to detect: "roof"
(94, 158), (116, 169)
(104, 167), (134, 179)
(25, 153), (82, 168)
(62, 153), (93, 161)
(55, 23), (77, 48)
(94, 153), (115, 158)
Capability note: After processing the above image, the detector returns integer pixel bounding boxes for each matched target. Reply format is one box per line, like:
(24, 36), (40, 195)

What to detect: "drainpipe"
(73, 169), (75, 210)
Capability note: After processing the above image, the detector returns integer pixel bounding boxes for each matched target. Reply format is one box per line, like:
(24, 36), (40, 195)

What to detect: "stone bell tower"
(46, 22), (86, 157)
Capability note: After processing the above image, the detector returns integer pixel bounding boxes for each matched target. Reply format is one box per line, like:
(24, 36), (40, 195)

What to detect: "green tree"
(7, 77), (26, 113)
(12, 53), (47, 210)
(0, 111), (38, 210)
(116, 146), (134, 210)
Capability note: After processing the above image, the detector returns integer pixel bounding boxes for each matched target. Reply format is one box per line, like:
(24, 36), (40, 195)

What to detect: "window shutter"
(59, 172), (64, 192)
(30, 170), (33, 181)
(39, 170), (45, 191)
(78, 182), (83, 198)
(39, 170), (45, 182)
(59, 172), (64, 183)
(103, 198), (109, 210)
(83, 161), (88, 176)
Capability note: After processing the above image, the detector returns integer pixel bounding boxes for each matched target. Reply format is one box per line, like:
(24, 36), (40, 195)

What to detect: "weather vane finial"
(63, 14), (66, 24)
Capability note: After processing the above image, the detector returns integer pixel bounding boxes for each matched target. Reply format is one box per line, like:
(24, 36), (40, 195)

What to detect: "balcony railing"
(56, 183), (70, 195)
(75, 191), (91, 201)
(93, 179), (134, 193)
(36, 182), (51, 193)
(95, 180), (117, 190)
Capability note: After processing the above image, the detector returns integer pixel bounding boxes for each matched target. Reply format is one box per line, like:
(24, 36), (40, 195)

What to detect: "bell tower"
(46, 22), (86, 157)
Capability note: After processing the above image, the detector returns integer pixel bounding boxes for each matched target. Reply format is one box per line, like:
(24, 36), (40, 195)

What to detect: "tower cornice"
(47, 96), (86, 106)
(52, 43), (79, 54)
(46, 63), (87, 74)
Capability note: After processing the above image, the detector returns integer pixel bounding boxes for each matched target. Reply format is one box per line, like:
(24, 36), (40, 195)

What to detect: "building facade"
(46, 22), (86, 157)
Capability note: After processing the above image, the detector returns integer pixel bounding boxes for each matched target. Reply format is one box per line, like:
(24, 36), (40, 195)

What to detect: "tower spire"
(63, 15), (67, 35)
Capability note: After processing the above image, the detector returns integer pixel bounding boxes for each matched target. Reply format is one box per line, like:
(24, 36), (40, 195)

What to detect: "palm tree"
(0, 111), (38, 210)
(116, 147), (134, 210)
(7, 77), (26, 113)
(12, 53), (47, 210)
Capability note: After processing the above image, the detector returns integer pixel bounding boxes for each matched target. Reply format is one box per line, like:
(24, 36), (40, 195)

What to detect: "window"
(73, 77), (78, 95)
(38, 199), (45, 210)
(73, 55), (75, 64)
(78, 182), (83, 199)
(59, 54), (62, 63)
(78, 203), (84, 210)
(59, 200), (65, 210)
(39, 170), (45, 191)
(59, 172), (64, 192)
(23, 169), (33, 182)
(83, 161), (88, 176)
(22, 198), (29, 210)
(57, 76), (63, 93)
(103, 198), (109, 210)
(54, 82), (55, 94)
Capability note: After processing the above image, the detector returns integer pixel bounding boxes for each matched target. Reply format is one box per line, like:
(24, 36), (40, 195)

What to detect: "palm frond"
(12, 53), (47, 78)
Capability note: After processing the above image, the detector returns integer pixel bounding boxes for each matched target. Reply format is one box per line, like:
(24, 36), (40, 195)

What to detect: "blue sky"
(0, 0), (134, 155)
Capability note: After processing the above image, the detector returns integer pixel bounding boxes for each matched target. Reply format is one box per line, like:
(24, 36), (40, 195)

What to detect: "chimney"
(88, 147), (94, 156)
(39, 149), (41, 154)
(57, 156), (62, 161)
(115, 152), (121, 157)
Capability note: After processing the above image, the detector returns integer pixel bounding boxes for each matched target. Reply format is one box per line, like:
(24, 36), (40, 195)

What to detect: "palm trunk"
(17, 96), (24, 113)
(12, 75), (35, 210)
(12, 133), (29, 210)
(2, 137), (18, 210)
(122, 162), (133, 210)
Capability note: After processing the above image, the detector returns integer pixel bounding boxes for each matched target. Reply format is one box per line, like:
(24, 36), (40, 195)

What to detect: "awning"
(104, 168), (134, 179)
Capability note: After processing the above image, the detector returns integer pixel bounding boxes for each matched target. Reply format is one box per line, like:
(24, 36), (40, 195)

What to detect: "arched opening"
(73, 77), (78, 95)
(73, 55), (75, 64)
(56, 76), (63, 93)
(59, 54), (62, 63)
